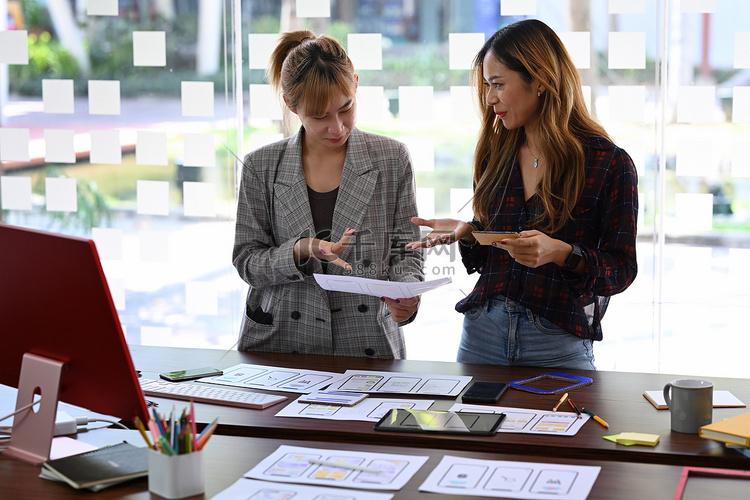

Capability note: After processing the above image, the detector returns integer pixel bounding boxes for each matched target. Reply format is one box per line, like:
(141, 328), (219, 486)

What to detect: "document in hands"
(313, 274), (451, 300)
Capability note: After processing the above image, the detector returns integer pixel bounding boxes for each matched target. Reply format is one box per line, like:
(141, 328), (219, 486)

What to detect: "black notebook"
(40, 441), (148, 491)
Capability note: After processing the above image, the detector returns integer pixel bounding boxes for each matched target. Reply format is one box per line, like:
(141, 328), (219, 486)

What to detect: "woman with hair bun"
(408, 19), (638, 369)
(233, 31), (424, 358)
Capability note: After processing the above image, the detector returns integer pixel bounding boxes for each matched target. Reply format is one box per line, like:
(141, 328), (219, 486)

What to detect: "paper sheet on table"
(313, 274), (451, 299)
(213, 478), (394, 500)
(328, 370), (472, 397)
(276, 396), (434, 421)
(419, 455), (600, 500)
(200, 363), (346, 394)
(644, 390), (745, 409)
(449, 403), (589, 436)
(244, 444), (428, 491)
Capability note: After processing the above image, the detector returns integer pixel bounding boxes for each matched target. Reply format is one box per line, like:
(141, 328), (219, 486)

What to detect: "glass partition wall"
(1, 1), (747, 378)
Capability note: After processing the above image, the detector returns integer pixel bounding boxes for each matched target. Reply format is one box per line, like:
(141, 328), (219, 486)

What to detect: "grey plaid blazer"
(233, 128), (424, 358)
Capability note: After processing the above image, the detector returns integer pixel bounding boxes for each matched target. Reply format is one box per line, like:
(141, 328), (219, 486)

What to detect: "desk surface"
(0, 434), (696, 499)
(130, 346), (750, 470)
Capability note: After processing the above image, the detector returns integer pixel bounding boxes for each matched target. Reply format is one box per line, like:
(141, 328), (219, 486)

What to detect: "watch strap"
(563, 243), (583, 271)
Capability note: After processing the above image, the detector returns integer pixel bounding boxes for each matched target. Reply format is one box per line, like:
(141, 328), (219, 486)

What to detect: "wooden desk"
(130, 346), (750, 470)
(0, 434), (694, 499)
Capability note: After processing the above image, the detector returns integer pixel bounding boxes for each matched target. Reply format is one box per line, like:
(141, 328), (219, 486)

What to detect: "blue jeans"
(457, 296), (596, 370)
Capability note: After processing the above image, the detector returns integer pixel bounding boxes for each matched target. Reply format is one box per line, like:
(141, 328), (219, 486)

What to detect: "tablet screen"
(373, 409), (505, 435)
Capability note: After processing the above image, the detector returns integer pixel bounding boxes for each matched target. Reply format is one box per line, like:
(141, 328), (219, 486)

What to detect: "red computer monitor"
(0, 224), (149, 461)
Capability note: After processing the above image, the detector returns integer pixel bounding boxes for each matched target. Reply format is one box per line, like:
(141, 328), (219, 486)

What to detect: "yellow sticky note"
(616, 432), (660, 446)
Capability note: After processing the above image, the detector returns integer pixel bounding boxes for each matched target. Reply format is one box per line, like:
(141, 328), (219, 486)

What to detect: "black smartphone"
(159, 367), (223, 382)
(461, 382), (508, 404)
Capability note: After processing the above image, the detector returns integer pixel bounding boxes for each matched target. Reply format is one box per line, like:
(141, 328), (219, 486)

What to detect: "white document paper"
(419, 455), (600, 500)
(245, 445), (429, 491)
(201, 363), (345, 394)
(276, 396), (434, 421)
(644, 390), (745, 408)
(449, 404), (589, 436)
(213, 478), (394, 500)
(313, 274), (451, 299)
(328, 370), (472, 397)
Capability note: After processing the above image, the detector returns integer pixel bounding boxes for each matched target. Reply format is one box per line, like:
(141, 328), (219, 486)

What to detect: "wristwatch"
(563, 244), (583, 271)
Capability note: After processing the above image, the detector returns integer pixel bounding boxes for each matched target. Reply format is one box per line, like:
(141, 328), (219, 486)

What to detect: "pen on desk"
(147, 419), (161, 448)
(158, 435), (177, 456)
(553, 392), (569, 412)
(582, 407), (610, 428)
(134, 416), (154, 450)
(568, 398), (582, 418)
(152, 407), (168, 438)
(189, 402), (198, 451)
(307, 458), (383, 474)
(196, 417), (218, 451)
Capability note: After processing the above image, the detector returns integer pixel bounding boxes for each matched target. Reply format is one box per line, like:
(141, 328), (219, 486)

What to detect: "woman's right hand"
(294, 228), (355, 271)
(405, 217), (476, 249)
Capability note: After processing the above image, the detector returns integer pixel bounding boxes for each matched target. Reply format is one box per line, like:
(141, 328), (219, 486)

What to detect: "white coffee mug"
(663, 379), (713, 434)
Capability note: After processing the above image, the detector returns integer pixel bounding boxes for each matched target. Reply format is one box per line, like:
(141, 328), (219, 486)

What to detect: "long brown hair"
(471, 19), (611, 233)
(267, 31), (357, 135)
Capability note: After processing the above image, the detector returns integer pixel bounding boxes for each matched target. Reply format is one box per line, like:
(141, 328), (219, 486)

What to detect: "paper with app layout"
(314, 274), (451, 300)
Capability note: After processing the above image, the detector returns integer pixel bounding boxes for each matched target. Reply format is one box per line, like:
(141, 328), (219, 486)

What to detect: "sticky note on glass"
(0, 128), (30, 162)
(559, 31), (590, 69)
(248, 33), (277, 69)
(181, 81), (214, 117)
(347, 33), (382, 70)
(136, 131), (168, 166)
(295, 0), (330, 18)
(0, 31), (29, 64)
(451, 86), (475, 123)
(398, 86), (433, 121)
(43, 80), (74, 114)
(133, 31), (166, 67)
(90, 130), (122, 165)
(356, 86), (385, 122)
(87, 0), (118, 16)
(501, 0), (537, 15)
(88, 80), (121, 115)
(608, 32), (646, 69)
(449, 33), (484, 70)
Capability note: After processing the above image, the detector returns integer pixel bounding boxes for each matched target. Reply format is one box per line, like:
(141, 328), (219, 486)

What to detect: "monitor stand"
(3, 353), (64, 464)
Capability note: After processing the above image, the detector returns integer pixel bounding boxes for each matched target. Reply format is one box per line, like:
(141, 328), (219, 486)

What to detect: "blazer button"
(289, 275), (300, 280)
(362, 259), (371, 267)
(291, 311), (301, 320)
(364, 348), (375, 356)
(357, 304), (368, 313)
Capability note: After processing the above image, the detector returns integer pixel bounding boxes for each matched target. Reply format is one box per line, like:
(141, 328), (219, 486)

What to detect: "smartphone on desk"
(159, 367), (223, 382)
(461, 382), (508, 404)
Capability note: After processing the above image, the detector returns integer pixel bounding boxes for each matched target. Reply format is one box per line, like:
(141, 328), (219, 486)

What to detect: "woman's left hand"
(381, 295), (421, 323)
(493, 230), (569, 268)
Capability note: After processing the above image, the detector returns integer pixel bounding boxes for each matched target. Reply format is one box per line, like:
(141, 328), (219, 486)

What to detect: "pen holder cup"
(148, 449), (204, 499)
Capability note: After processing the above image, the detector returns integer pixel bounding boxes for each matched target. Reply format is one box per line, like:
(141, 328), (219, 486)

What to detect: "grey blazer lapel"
(273, 131), (328, 278)
(273, 132), (316, 244)
(333, 129), (377, 264)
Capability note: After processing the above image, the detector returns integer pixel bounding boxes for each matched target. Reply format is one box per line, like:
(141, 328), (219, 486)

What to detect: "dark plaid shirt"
(457, 137), (638, 341)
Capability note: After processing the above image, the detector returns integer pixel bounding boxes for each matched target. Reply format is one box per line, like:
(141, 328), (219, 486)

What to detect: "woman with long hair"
(408, 19), (638, 369)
